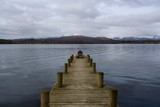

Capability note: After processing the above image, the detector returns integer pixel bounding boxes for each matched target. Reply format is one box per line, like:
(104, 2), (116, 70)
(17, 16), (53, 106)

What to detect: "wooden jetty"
(41, 55), (118, 107)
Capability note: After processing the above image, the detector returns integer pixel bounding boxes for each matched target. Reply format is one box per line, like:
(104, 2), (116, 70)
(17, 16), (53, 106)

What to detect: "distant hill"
(112, 36), (160, 44)
(120, 37), (153, 41)
(113, 36), (160, 41)
(12, 36), (115, 44)
(0, 39), (13, 44)
(1, 35), (160, 44)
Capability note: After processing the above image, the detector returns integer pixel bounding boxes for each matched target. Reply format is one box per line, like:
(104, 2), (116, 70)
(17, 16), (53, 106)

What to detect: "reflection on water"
(0, 44), (160, 107)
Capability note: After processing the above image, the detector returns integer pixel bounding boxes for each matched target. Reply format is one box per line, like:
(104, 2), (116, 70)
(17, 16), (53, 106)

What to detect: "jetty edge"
(41, 54), (118, 107)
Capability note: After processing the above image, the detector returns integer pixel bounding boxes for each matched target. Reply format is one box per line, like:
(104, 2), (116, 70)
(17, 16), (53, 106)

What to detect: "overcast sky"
(0, 0), (160, 39)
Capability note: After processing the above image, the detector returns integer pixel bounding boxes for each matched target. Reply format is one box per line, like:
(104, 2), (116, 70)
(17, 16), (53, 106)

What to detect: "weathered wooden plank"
(50, 104), (110, 107)
(42, 55), (118, 107)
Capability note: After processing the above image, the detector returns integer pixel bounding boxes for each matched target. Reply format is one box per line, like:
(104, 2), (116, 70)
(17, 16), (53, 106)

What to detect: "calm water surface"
(0, 44), (160, 107)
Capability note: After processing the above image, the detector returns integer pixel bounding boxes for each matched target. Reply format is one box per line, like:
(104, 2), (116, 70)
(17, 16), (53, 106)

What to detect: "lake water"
(0, 44), (160, 107)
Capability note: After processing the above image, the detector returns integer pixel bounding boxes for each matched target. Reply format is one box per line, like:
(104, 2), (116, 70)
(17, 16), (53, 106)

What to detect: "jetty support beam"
(64, 63), (68, 73)
(68, 59), (70, 67)
(41, 90), (49, 107)
(57, 72), (63, 88)
(90, 58), (92, 66)
(110, 88), (118, 107)
(93, 63), (96, 73)
(87, 54), (90, 62)
(98, 72), (104, 88)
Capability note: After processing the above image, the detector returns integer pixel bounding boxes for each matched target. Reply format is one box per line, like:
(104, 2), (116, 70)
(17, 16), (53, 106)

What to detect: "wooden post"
(90, 58), (92, 66)
(64, 63), (68, 73)
(71, 54), (74, 62)
(98, 72), (104, 88)
(87, 55), (89, 61)
(93, 63), (96, 73)
(72, 54), (74, 61)
(87, 55), (90, 63)
(110, 88), (118, 107)
(57, 72), (63, 88)
(70, 56), (72, 62)
(68, 59), (70, 67)
(41, 90), (49, 107)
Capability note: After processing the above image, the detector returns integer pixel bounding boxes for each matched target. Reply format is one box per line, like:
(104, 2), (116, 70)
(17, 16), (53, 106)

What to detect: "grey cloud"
(101, 0), (160, 7)
(0, 0), (160, 39)
(99, 12), (160, 27)
(120, 0), (160, 7)
(55, 6), (100, 19)
(54, 0), (100, 19)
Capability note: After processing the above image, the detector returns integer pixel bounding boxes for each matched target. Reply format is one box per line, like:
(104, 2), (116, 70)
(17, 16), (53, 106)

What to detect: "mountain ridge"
(1, 35), (160, 44)
(12, 35), (113, 44)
